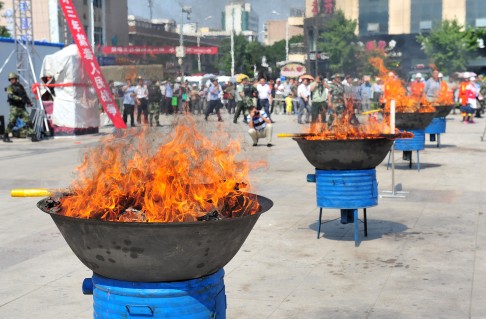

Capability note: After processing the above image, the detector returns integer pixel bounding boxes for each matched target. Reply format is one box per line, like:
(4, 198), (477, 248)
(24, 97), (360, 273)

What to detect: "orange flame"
(369, 57), (435, 113)
(59, 117), (259, 222)
(434, 81), (454, 106)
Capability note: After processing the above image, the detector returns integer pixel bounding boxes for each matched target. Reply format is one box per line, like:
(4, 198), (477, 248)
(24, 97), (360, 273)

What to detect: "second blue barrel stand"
(425, 117), (446, 147)
(389, 129), (425, 172)
(307, 169), (378, 246)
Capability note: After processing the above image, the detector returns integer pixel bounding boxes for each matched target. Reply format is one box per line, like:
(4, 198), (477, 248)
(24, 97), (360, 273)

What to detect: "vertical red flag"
(59, 0), (126, 128)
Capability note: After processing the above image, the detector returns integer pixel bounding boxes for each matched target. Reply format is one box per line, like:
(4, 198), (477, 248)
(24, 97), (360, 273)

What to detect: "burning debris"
(53, 117), (260, 222)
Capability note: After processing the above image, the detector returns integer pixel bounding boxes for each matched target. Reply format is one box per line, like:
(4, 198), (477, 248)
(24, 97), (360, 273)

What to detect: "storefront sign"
(280, 63), (306, 78)
(102, 46), (219, 55)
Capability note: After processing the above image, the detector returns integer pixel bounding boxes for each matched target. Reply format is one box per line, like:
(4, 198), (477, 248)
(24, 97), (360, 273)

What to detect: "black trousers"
(136, 98), (149, 123)
(123, 104), (135, 126)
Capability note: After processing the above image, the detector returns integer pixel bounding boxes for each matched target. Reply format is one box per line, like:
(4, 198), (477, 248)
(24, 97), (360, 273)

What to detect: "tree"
(417, 20), (478, 74)
(217, 34), (251, 75)
(317, 10), (359, 75)
(0, 1), (11, 37)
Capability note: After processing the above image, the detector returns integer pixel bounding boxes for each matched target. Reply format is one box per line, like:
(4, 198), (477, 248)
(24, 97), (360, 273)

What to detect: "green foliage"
(317, 10), (358, 75)
(216, 34), (304, 77)
(417, 20), (478, 74)
(0, 1), (11, 37)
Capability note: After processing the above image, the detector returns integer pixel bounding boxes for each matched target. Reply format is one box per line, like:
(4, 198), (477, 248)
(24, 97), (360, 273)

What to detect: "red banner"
(59, 0), (126, 129)
(102, 46), (219, 55)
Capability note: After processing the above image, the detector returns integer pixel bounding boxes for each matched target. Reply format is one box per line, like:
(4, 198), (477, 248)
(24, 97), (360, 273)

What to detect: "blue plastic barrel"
(395, 129), (425, 151)
(425, 117), (446, 134)
(310, 169), (377, 209)
(87, 269), (226, 318)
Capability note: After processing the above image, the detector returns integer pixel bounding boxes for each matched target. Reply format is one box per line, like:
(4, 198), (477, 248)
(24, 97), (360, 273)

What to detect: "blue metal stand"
(308, 169), (377, 246)
(82, 269), (226, 319)
(390, 129), (425, 172)
(425, 117), (446, 148)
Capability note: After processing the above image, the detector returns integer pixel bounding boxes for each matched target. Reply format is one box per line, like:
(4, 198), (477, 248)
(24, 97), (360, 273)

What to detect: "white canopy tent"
(40, 44), (99, 131)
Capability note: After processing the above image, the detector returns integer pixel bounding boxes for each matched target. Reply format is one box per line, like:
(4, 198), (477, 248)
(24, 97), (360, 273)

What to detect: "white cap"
(415, 72), (422, 78)
(438, 72), (443, 78)
(470, 76), (476, 81)
(388, 72), (395, 77)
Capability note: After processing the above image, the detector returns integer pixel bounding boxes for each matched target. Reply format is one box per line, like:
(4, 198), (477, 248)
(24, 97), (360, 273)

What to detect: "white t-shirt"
(135, 85), (148, 99)
(297, 83), (310, 99)
(276, 83), (285, 97)
(256, 83), (271, 99)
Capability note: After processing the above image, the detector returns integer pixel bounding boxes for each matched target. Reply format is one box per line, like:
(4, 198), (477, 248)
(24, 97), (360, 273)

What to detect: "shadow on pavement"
(309, 218), (408, 242)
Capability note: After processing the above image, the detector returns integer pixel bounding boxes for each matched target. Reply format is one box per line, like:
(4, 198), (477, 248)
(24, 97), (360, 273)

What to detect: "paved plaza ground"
(0, 110), (485, 318)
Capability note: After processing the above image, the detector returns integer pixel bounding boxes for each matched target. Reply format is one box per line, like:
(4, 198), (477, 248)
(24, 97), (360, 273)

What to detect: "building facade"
(221, 1), (258, 39)
(303, 0), (486, 75)
(0, 0), (128, 46)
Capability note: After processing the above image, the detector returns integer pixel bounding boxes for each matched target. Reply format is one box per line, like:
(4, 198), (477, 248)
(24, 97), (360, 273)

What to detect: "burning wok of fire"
(56, 117), (260, 223)
(33, 117), (273, 281)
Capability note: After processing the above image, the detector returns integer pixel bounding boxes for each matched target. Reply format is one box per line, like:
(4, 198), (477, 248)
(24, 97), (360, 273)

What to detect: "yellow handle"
(277, 133), (315, 138)
(278, 133), (300, 138)
(362, 109), (383, 115)
(11, 188), (52, 197)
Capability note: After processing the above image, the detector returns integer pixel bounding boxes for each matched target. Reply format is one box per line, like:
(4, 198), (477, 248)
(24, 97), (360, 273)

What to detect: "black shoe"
(156, 123), (162, 127)
(218, 118), (223, 122)
(267, 143), (273, 147)
(252, 143), (257, 146)
(31, 136), (41, 142)
(298, 121), (304, 124)
(205, 117), (208, 121)
(3, 136), (12, 143)
(271, 120), (276, 123)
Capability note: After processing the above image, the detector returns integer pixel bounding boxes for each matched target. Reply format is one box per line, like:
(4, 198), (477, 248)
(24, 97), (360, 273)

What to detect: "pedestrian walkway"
(0, 112), (485, 318)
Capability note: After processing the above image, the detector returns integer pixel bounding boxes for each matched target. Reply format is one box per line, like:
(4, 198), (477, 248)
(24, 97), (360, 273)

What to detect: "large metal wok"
(38, 193), (273, 282)
(392, 111), (436, 130)
(434, 105), (455, 118)
(293, 137), (394, 170)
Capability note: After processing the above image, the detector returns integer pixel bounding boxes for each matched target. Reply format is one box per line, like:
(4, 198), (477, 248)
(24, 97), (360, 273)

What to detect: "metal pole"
(90, 0), (95, 49)
(197, 22), (201, 73)
(285, 20), (289, 62)
(179, 6), (184, 81)
(230, 8), (235, 77)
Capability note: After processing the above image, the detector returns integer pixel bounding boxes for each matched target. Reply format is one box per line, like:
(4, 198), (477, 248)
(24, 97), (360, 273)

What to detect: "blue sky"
(128, 0), (304, 31)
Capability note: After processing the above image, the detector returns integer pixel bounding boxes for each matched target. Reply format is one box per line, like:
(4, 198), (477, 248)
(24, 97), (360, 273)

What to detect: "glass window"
(410, 0), (442, 33)
(466, 0), (486, 28)
(359, 0), (389, 35)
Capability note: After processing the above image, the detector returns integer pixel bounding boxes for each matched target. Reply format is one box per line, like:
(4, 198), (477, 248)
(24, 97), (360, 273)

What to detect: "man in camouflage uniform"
(233, 77), (253, 123)
(147, 79), (162, 127)
(327, 74), (346, 128)
(4, 73), (38, 143)
(477, 75), (486, 118)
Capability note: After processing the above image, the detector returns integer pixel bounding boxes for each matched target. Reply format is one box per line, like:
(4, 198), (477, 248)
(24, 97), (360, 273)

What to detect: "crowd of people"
(103, 70), (486, 147)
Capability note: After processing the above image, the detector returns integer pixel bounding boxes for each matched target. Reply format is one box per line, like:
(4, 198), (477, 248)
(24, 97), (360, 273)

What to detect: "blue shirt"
(209, 83), (220, 101)
(247, 110), (269, 131)
(165, 84), (173, 98)
(123, 86), (135, 105)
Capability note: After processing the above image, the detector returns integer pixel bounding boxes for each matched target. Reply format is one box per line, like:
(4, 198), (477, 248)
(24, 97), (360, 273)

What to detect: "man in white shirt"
(256, 78), (275, 122)
(247, 106), (273, 147)
(275, 78), (285, 114)
(297, 78), (311, 124)
(134, 76), (149, 124)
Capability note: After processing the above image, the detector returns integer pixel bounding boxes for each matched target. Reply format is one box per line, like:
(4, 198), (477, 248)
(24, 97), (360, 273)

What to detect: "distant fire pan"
(390, 111), (436, 130)
(434, 105), (455, 118)
(293, 137), (394, 170)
